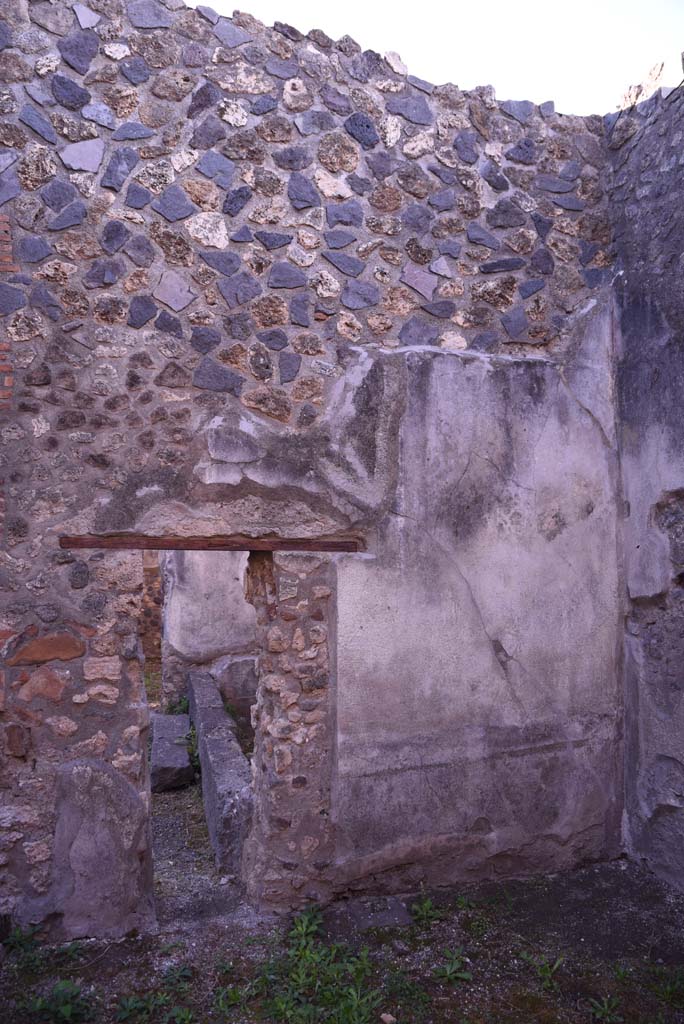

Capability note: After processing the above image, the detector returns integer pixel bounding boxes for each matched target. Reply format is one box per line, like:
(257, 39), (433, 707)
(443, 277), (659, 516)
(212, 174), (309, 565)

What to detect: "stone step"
(187, 671), (253, 873)
(150, 712), (195, 793)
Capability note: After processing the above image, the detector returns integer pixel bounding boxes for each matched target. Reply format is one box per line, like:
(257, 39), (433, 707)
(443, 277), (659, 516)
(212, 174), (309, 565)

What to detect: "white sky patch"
(190, 0), (684, 115)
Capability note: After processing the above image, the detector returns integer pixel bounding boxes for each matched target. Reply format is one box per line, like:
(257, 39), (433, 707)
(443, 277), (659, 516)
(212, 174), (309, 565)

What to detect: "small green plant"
(410, 894), (443, 928)
(454, 895), (477, 911)
(115, 992), (169, 1022)
(164, 1009), (194, 1024)
(56, 941), (84, 963)
(612, 961), (631, 982)
(186, 726), (200, 775)
(651, 965), (684, 1008)
(384, 968), (431, 1018)
(214, 985), (244, 1012)
(433, 947), (472, 985)
(520, 951), (564, 991)
(30, 980), (92, 1023)
(167, 696), (189, 715)
(253, 906), (382, 1024)
(588, 994), (623, 1022)
(4, 924), (43, 971)
(162, 964), (192, 994)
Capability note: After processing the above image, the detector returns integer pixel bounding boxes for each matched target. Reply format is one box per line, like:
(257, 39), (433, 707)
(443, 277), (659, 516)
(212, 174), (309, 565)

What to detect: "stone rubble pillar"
(243, 551), (336, 908)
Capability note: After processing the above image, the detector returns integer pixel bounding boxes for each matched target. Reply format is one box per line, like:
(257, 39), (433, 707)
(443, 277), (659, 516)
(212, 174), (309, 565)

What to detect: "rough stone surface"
(0, 0), (674, 939)
(188, 672), (253, 873)
(150, 713), (194, 792)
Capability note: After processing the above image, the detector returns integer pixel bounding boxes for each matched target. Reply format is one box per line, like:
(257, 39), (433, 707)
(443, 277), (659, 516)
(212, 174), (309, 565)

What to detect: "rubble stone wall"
(0, 0), (674, 933)
(608, 88), (684, 888)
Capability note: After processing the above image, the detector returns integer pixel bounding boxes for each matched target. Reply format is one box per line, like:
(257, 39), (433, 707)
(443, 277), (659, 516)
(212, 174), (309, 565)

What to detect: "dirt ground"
(3, 782), (684, 1023)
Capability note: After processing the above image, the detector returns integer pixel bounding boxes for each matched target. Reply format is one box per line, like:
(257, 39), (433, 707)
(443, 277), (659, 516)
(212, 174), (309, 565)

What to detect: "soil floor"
(2, 783), (684, 1023)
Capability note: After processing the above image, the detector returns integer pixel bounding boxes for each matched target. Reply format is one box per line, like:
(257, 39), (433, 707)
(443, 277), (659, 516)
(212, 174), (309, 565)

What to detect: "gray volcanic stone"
(128, 295), (157, 328)
(402, 203), (433, 233)
(223, 186), (251, 215)
(486, 198), (526, 228)
(398, 315), (440, 345)
(560, 160), (582, 180)
(58, 30), (99, 76)
(501, 305), (529, 339)
(41, 760), (155, 939)
(193, 357), (244, 394)
(0, 20), (11, 50)
(453, 130), (479, 164)
(51, 74), (90, 111)
(125, 182), (152, 209)
(269, 262), (307, 288)
(255, 230), (293, 250)
(17, 236), (52, 263)
(553, 194), (584, 211)
(187, 671), (253, 874)
(535, 173), (575, 193)
(320, 83), (353, 115)
(41, 178), (77, 211)
(0, 150), (17, 175)
(438, 239), (462, 258)
(197, 4), (220, 22)
(47, 201), (87, 230)
(279, 350), (301, 382)
(150, 714), (194, 792)
(266, 57), (299, 78)
(505, 137), (536, 164)
(213, 19), (252, 47)
(366, 151), (395, 180)
(125, 234), (156, 268)
(400, 262), (436, 300)
(481, 160), (509, 192)
(519, 278), (546, 298)
(120, 56), (150, 85)
(217, 271), (261, 308)
(101, 220), (131, 254)
(60, 138), (105, 172)
(422, 300), (456, 318)
(197, 150), (235, 189)
(30, 284), (61, 321)
(532, 212), (552, 239)
(341, 279), (380, 309)
(386, 93), (433, 125)
(84, 258), (125, 288)
(429, 188), (456, 212)
(190, 326), (221, 353)
(19, 105), (58, 144)
(501, 99), (535, 124)
(258, 328), (288, 350)
(0, 283), (26, 316)
(252, 95), (278, 115)
(530, 247), (554, 275)
(188, 81), (221, 119)
(273, 146), (311, 171)
(290, 294), (309, 326)
(154, 270), (197, 311)
(155, 310), (184, 337)
(295, 110), (335, 135)
(344, 112), (379, 149)
(112, 122), (154, 141)
(325, 230), (355, 248)
(326, 199), (363, 227)
(151, 184), (197, 222)
(408, 74), (434, 93)
(129, 0), (172, 29)
(200, 250), (241, 276)
(480, 257), (526, 273)
(288, 172), (319, 210)
(101, 148), (138, 191)
(323, 250), (363, 277)
(82, 103), (116, 129)
(74, 4), (101, 29)
(467, 223), (500, 249)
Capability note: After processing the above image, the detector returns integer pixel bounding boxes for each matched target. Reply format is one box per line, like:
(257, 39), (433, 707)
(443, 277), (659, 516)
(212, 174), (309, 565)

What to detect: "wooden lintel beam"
(59, 533), (363, 553)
